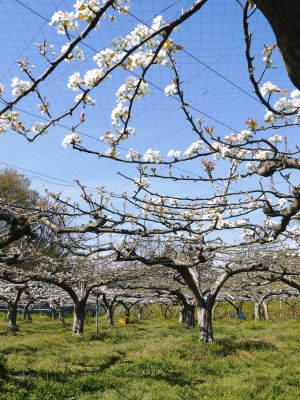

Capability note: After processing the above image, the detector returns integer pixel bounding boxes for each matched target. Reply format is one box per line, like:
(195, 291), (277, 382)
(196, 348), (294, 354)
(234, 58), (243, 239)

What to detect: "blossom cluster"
(11, 77), (31, 97)
(0, 111), (19, 134)
(62, 132), (82, 148)
(50, 10), (79, 35)
(260, 81), (280, 97)
(263, 88), (300, 124)
(167, 149), (180, 159)
(224, 130), (251, 143)
(262, 44), (276, 67)
(164, 82), (176, 97)
(61, 44), (85, 63)
(74, 0), (101, 23)
(75, 93), (96, 106)
(31, 123), (48, 135)
(133, 177), (150, 188)
(126, 148), (141, 161)
(183, 141), (204, 157)
(143, 149), (162, 163)
(116, 77), (150, 102)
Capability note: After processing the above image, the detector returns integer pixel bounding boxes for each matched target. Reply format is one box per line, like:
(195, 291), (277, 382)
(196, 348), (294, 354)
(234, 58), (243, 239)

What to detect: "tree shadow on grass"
(215, 337), (276, 355)
(111, 359), (201, 387)
(2, 345), (40, 356)
(172, 337), (277, 362)
(91, 351), (126, 374)
(3, 352), (127, 396)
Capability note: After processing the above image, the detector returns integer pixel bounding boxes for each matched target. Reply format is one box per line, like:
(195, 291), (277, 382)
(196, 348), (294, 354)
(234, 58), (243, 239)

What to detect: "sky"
(0, 0), (298, 242)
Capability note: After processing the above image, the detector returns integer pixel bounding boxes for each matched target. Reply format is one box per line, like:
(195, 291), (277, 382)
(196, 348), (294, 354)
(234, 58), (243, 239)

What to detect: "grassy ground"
(0, 313), (299, 400)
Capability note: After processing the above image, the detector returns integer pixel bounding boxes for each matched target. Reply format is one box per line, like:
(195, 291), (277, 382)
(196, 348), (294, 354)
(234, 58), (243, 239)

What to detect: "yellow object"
(119, 316), (130, 325)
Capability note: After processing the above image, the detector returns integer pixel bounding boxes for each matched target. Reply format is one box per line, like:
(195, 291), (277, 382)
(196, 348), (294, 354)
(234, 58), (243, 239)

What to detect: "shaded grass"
(0, 314), (299, 399)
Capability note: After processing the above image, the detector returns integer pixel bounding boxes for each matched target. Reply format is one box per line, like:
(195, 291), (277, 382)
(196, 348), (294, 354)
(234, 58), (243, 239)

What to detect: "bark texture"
(262, 301), (270, 320)
(255, 0), (300, 90)
(197, 305), (213, 343)
(106, 308), (114, 326)
(179, 304), (195, 328)
(7, 306), (18, 332)
(73, 302), (86, 335)
(22, 301), (33, 321)
(254, 301), (262, 321)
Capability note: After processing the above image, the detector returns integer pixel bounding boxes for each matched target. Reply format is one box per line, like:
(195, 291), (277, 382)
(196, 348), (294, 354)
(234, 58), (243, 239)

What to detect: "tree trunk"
(124, 307), (130, 318)
(27, 307), (32, 321)
(179, 305), (186, 324)
(72, 302), (86, 336)
(51, 308), (57, 320)
(185, 305), (195, 328)
(163, 305), (171, 319)
(197, 305), (213, 343)
(106, 307), (114, 326)
(254, 302), (261, 321)
(22, 301), (33, 321)
(255, 0), (300, 90)
(279, 297), (282, 320)
(262, 301), (269, 320)
(58, 307), (65, 324)
(7, 306), (18, 332)
(137, 309), (143, 319)
(291, 305), (296, 320)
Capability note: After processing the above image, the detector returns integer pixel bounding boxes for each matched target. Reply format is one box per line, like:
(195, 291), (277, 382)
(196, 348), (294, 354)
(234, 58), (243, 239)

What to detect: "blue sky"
(0, 0), (298, 231)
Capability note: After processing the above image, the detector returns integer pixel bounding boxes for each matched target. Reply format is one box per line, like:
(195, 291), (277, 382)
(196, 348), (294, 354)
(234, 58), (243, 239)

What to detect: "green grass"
(0, 313), (299, 399)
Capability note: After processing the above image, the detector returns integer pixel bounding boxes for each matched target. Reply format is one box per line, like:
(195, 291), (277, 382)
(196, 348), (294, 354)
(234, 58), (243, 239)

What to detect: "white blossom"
(111, 103), (129, 126)
(113, 0), (130, 14)
(84, 68), (104, 88)
(237, 130), (251, 141)
(150, 15), (164, 32)
(269, 134), (282, 143)
(255, 150), (272, 160)
(224, 133), (237, 142)
(260, 81), (280, 97)
(167, 149), (181, 159)
(67, 72), (83, 91)
(290, 89), (300, 99)
(126, 148), (141, 161)
(264, 110), (276, 124)
(11, 77), (30, 97)
(164, 82), (176, 96)
(61, 44), (85, 63)
(31, 123), (48, 135)
(62, 133), (81, 148)
(143, 149), (163, 163)
(75, 93), (96, 106)
(212, 143), (231, 159)
(49, 10), (78, 35)
(134, 177), (150, 188)
(116, 77), (150, 102)
(74, 0), (100, 22)
(0, 119), (9, 134)
(105, 147), (120, 158)
(100, 131), (116, 143)
(274, 96), (300, 112)
(183, 141), (204, 157)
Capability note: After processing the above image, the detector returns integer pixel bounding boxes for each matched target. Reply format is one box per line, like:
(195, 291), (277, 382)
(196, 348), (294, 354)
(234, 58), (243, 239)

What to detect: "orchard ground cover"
(0, 305), (299, 400)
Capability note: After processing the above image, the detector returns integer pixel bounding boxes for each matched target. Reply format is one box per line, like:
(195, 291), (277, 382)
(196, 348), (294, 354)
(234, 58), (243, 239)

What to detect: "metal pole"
(96, 289), (99, 334)
(279, 296), (282, 320)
